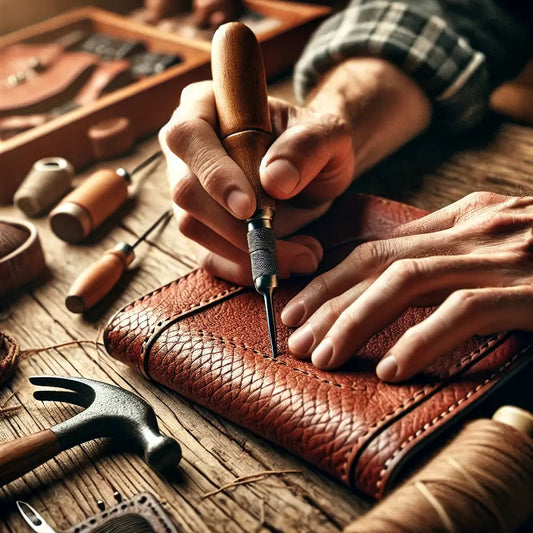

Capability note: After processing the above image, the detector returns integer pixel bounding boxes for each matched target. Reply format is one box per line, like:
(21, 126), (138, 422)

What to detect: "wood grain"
(0, 76), (532, 532)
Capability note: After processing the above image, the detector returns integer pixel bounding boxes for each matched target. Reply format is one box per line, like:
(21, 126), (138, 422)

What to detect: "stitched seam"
(188, 330), (500, 395)
(139, 285), (243, 368)
(352, 335), (502, 446)
(372, 345), (530, 497)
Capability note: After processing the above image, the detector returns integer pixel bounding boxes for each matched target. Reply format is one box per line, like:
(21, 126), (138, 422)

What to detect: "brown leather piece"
(104, 193), (533, 499)
(0, 47), (98, 114)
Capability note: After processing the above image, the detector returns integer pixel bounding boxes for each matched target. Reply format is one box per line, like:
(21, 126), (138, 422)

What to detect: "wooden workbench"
(0, 77), (532, 532)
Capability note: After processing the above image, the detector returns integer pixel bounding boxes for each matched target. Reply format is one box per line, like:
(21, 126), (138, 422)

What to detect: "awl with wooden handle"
(65, 210), (172, 313)
(211, 22), (279, 357)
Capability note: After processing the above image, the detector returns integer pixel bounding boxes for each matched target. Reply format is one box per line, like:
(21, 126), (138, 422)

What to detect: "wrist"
(306, 57), (432, 176)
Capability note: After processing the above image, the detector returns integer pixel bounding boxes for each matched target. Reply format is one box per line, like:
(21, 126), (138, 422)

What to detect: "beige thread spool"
(14, 157), (73, 217)
(49, 168), (130, 243)
(345, 405), (533, 533)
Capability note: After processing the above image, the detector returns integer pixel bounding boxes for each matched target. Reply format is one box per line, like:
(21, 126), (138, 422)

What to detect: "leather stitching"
(139, 285), (243, 373)
(373, 345), (531, 498)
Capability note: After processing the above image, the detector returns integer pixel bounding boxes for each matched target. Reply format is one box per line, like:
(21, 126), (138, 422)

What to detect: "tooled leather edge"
(374, 344), (533, 498)
(348, 334), (533, 498)
(139, 284), (248, 377)
(103, 269), (245, 377)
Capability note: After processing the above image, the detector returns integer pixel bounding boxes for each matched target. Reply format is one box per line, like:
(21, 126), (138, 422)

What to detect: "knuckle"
(165, 118), (204, 158)
(385, 259), (422, 287)
(350, 240), (388, 272)
(320, 298), (343, 323)
(196, 156), (229, 193)
(176, 211), (198, 238)
(448, 289), (482, 314)
(172, 172), (197, 208)
(462, 191), (501, 209)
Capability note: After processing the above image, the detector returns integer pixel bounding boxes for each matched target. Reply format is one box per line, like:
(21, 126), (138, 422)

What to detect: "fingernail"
(288, 324), (314, 354)
(264, 159), (300, 196)
(226, 189), (252, 218)
(376, 355), (398, 381)
(290, 253), (317, 275)
(312, 338), (334, 369)
(281, 301), (306, 326)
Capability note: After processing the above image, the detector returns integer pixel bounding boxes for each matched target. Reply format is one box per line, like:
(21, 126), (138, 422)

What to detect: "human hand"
(282, 192), (533, 382)
(160, 58), (430, 286)
(160, 80), (355, 285)
(193, 0), (243, 28)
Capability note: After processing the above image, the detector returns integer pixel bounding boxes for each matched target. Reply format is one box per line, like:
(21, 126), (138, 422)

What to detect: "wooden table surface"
(0, 77), (532, 533)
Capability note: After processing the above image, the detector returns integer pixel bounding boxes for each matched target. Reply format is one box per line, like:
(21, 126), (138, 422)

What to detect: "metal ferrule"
(112, 242), (135, 266)
(246, 207), (274, 230)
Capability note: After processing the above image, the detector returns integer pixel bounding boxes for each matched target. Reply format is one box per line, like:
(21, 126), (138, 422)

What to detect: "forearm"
(295, 0), (532, 132)
(306, 57), (431, 176)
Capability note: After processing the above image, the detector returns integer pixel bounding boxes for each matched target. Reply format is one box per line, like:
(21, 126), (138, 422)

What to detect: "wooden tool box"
(0, 1), (330, 204)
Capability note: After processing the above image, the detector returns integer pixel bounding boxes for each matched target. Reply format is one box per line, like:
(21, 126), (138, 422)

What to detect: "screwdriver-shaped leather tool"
(211, 22), (278, 357)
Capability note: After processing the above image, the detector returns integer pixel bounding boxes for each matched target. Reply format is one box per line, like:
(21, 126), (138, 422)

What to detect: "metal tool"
(211, 22), (278, 357)
(65, 209), (173, 313)
(16, 501), (58, 533)
(0, 376), (182, 487)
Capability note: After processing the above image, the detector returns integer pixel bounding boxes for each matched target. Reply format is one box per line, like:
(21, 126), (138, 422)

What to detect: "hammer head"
(30, 375), (181, 474)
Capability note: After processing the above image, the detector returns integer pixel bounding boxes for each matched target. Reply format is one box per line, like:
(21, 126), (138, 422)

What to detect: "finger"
(176, 211), (248, 264)
(308, 254), (516, 370)
(391, 191), (509, 238)
(282, 228), (461, 328)
(171, 166), (249, 250)
(197, 248), (252, 286)
(260, 113), (354, 202)
(377, 284), (533, 382)
(288, 278), (373, 357)
(162, 83), (255, 219)
(179, 212), (322, 280)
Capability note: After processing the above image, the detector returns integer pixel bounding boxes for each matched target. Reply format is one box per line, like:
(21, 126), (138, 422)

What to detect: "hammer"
(0, 376), (182, 486)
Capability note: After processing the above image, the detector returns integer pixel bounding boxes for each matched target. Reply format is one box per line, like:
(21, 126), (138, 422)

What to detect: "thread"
(345, 417), (533, 533)
(14, 157), (73, 217)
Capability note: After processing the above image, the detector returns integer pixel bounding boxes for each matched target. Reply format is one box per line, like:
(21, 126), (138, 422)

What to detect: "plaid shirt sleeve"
(293, 0), (526, 130)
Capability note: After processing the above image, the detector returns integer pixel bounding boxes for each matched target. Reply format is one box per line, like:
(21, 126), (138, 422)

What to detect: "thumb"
(260, 113), (354, 202)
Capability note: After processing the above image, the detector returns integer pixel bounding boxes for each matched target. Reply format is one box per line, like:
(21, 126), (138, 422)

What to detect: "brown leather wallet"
(104, 193), (533, 499)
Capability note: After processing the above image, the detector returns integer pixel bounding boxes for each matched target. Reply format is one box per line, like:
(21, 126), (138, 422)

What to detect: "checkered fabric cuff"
(294, 0), (489, 130)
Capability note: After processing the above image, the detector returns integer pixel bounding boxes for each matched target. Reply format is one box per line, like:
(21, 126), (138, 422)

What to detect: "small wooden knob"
(88, 117), (134, 161)
(66, 243), (135, 313)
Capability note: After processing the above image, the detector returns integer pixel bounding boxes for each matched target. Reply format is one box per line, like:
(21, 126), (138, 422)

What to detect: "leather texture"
(104, 193), (533, 499)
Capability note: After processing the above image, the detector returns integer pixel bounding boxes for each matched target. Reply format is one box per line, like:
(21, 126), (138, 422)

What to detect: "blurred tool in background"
(66, 208), (172, 313)
(49, 150), (162, 243)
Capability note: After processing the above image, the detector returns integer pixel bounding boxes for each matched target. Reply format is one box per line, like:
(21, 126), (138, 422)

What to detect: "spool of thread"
(13, 157), (73, 217)
(344, 405), (533, 533)
(49, 168), (130, 243)
(88, 117), (134, 160)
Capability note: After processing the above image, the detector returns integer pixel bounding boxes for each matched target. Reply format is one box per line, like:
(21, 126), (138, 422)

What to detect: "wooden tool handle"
(211, 22), (274, 211)
(0, 429), (60, 486)
(66, 245), (134, 313)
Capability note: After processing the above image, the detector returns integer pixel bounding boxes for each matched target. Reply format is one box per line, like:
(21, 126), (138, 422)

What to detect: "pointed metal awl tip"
(263, 290), (278, 358)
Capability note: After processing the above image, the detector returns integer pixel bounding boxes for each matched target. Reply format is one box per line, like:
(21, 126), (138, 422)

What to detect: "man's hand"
(160, 58), (431, 286)
(160, 80), (355, 285)
(282, 192), (533, 382)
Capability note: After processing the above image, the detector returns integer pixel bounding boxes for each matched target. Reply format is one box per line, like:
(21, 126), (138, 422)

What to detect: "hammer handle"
(211, 22), (274, 212)
(0, 429), (60, 486)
